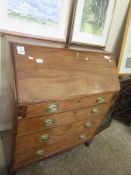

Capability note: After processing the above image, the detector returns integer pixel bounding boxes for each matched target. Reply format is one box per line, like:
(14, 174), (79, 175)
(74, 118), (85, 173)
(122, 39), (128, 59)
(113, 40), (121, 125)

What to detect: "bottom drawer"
(14, 128), (96, 166)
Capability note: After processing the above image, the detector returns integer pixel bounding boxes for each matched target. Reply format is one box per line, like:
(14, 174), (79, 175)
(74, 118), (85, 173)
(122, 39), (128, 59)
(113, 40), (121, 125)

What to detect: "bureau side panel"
(1, 35), (16, 171)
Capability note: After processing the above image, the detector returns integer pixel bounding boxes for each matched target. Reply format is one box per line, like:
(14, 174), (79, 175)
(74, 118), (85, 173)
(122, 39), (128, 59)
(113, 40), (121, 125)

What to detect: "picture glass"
(80, 0), (109, 36)
(119, 21), (131, 74)
(126, 58), (131, 68)
(0, 0), (70, 41)
(8, 0), (61, 28)
(72, 0), (116, 46)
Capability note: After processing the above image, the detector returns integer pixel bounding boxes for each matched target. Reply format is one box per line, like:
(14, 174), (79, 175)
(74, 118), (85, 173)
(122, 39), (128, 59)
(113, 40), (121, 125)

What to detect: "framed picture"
(118, 3), (131, 75)
(0, 0), (71, 41)
(71, 0), (116, 47)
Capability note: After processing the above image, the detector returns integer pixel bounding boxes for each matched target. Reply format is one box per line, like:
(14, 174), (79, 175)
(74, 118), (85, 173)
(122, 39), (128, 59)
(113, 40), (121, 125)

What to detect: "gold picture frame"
(118, 2), (131, 75)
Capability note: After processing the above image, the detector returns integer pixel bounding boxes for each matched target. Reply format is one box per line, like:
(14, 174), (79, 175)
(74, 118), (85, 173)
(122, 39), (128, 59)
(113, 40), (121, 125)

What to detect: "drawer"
(14, 128), (96, 166)
(24, 92), (115, 118)
(17, 103), (111, 135)
(16, 118), (104, 151)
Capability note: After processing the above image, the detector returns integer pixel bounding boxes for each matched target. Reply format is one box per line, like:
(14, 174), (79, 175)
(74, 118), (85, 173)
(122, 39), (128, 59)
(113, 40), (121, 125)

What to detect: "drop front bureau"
(1, 35), (120, 175)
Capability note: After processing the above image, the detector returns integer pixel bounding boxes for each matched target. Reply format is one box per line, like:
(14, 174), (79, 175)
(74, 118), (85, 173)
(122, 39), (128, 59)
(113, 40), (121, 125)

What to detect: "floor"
(0, 120), (131, 175)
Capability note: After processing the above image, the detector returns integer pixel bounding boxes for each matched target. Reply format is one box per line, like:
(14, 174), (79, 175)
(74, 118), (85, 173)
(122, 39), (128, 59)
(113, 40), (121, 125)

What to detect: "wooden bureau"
(1, 35), (120, 175)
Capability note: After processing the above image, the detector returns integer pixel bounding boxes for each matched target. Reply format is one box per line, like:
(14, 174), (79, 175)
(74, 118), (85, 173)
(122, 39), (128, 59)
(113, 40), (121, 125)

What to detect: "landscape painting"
(80, 0), (109, 36)
(8, 0), (62, 27)
(71, 0), (115, 46)
(126, 58), (131, 68)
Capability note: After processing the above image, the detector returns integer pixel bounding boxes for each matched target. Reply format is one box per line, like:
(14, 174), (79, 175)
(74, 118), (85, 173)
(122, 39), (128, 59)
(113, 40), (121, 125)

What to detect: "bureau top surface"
(11, 43), (120, 104)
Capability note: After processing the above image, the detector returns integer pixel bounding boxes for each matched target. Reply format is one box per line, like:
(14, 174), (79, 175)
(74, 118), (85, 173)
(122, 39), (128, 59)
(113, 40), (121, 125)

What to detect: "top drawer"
(20, 92), (115, 118)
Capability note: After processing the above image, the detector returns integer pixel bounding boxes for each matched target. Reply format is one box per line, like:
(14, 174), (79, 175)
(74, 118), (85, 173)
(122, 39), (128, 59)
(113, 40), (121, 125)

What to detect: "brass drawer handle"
(92, 107), (100, 114)
(44, 119), (55, 127)
(85, 122), (92, 128)
(36, 149), (44, 156)
(97, 96), (105, 104)
(79, 134), (87, 140)
(39, 134), (49, 142)
(47, 103), (59, 113)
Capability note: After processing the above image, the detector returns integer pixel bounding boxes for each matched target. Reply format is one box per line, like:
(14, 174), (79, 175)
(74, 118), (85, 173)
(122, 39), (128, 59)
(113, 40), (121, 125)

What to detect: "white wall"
(0, 37), (1, 130)
(0, 34), (7, 131)
(0, 34), (3, 130)
(0, 0), (130, 130)
(106, 0), (130, 61)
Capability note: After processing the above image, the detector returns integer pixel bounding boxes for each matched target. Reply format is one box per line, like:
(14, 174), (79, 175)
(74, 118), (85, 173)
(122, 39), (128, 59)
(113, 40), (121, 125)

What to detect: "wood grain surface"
(11, 44), (120, 104)
(25, 92), (114, 118)
(16, 119), (98, 151)
(14, 127), (97, 166)
(17, 103), (111, 136)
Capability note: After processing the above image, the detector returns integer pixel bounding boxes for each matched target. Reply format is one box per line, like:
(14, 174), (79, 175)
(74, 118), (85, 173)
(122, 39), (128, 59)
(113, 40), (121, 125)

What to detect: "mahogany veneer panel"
(17, 103), (111, 135)
(14, 128), (97, 166)
(25, 92), (114, 118)
(16, 120), (97, 151)
(11, 44), (120, 104)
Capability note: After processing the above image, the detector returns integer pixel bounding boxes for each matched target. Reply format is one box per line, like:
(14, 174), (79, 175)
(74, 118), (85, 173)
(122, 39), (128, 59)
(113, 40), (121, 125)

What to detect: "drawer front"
(25, 92), (114, 118)
(17, 103), (111, 136)
(16, 116), (104, 151)
(14, 128), (97, 166)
